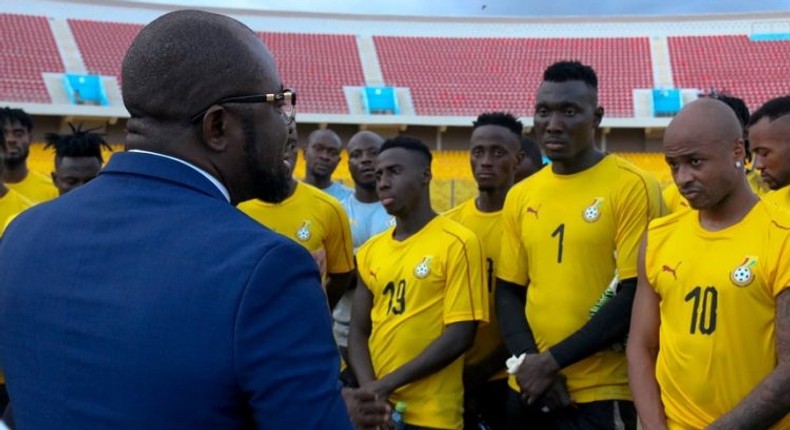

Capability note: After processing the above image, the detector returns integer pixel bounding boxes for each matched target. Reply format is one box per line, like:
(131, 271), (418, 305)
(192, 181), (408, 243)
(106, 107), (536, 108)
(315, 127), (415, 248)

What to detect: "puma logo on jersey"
(662, 261), (681, 280)
(414, 256), (433, 279)
(526, 205), (541, 219)
(296, 220), (312, 242)
(731, 256), (757, 287)
(582, 198), (604, 223)
(369, 269), (378, 281)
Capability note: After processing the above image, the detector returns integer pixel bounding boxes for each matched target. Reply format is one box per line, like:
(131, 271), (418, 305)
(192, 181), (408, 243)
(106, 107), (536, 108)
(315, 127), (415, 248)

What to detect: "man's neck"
(2, 165), (28, 184)
(305, 173), (332, 190)
(551, 146), (605, 175)
(699, 180), (759, 231)
(393, 200), (436, 241)
(354, 184), (379, 203)
(476, 186), (509, 213)
(0, 183), (8, 198)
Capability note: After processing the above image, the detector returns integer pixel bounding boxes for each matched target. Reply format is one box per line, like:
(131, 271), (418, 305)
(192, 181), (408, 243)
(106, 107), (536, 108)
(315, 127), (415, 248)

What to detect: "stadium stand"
(258, 32), (365, 114)
(0, 13), (64, 103)
(68, 20), (364, 114)
(668, 35), (790, 110)
(68, 19), (141, 81)
(373, 36), (653, 117)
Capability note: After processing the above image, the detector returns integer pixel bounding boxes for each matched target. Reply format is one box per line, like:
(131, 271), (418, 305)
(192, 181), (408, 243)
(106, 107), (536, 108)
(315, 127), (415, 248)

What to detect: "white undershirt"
(127, 150), (231, 203)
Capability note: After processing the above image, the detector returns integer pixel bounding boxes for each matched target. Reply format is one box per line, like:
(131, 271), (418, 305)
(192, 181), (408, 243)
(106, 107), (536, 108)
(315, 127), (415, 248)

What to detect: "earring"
(735, 161), (743, 169)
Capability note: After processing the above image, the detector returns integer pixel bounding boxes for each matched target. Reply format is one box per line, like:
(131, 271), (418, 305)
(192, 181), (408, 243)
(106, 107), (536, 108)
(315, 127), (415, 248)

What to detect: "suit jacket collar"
(101, 151), (229, 202)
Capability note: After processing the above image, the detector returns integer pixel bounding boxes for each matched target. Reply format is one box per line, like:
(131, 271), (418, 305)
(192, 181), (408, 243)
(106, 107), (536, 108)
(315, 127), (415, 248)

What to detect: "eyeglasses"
(189, 89), (297, 125)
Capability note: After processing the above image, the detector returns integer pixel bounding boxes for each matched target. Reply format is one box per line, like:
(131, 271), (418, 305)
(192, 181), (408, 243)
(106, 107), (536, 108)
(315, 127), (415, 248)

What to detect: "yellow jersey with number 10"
(498, 155), (664, 403)
(646, 201), (790, 430)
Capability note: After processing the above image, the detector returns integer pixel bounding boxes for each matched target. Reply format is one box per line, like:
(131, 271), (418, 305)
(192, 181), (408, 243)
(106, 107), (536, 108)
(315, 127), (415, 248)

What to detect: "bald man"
(332, 131), (392, 373)
(0, 10), (362, 429)
(628, 99), (790, 429)
(304, 128), (353, 201)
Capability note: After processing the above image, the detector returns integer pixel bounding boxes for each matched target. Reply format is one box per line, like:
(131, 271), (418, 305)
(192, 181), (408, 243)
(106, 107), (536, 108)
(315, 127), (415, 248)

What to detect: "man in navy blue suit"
(0, 10), (388, 430)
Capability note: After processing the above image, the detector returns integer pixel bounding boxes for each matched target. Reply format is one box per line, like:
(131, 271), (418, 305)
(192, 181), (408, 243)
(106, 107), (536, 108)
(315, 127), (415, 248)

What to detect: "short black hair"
(44, 123), (113, 164)
(473, 112), (523, 137)
(520, 135), (544, 168)
(380, 135), (432, 165)
(0, 107), (33, 131)
(543, 61), (598, 91)
(748, 95), (790, 127)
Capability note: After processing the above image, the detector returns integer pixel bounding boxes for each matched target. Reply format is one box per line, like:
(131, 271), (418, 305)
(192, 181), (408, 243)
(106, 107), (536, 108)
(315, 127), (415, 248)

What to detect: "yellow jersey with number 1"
(646, 201), (790, 430)
(498, 154), (664, 403)
(357, 215), (488, 430)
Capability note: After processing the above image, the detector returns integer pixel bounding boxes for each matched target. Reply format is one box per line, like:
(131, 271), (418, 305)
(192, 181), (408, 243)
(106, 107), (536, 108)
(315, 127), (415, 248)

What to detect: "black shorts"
(506, 388), (636, 430)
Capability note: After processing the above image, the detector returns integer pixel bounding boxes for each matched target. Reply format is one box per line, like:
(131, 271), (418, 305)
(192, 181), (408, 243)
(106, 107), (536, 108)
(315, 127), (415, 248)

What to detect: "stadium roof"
(132, 0), (790, 17)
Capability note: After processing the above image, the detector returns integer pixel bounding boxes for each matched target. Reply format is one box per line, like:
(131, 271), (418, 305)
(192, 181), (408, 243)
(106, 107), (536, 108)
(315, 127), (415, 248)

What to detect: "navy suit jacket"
(0, 152), (353, 429)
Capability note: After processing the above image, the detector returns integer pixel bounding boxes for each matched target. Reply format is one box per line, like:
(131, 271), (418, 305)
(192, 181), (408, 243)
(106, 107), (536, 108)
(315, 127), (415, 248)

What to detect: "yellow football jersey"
(765, 185), (790, 209)
(444, 198), (506, 380)
(646, 200), (790, 430)
(0, 189), (33, 235)
(498, 154), (664, 402)
(357, 216), (488, 430)
(237, 182), (354, 275)
(6, 170), (58, 204)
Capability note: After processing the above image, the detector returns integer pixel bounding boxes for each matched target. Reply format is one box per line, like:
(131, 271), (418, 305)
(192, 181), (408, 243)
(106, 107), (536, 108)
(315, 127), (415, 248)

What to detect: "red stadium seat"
(0, 13), (64, 103)
(669, 35), (790, 110)
(374, 36), (653, 117)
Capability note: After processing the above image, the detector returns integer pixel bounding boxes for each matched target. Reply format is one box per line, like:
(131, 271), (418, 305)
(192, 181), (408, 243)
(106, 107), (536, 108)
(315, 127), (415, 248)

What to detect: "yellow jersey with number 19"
(357, 215), (488, 430)
(444, 198), (507, 380)
(646, 200), (790, 430)
(498, 154), (664, 403)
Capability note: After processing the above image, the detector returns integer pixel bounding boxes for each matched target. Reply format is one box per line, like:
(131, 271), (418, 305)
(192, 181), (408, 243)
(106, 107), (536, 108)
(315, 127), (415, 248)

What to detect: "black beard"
(242, 120), (291, 204)
(4, 156), (26, 170)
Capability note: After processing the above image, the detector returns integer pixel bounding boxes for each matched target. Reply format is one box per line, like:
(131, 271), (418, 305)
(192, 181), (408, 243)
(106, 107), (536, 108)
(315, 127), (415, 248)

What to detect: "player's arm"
(496, 278), (539, 356)
(325, 203), (356, 309)
(235, 241), (352, 429)
(626, 235), (668, 430)
(326, 271), (354, 310)
(707, 288), (790, 430)
(364, 321), (478, 399)
(347, 273), (377, 386)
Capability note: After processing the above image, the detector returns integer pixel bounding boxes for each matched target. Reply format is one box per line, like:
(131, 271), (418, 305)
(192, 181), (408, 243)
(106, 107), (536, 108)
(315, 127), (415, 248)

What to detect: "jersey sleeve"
(443, 229), (489, 325)
(768, 213), (790, 298)
(496, 186), (529, 286)
(614, 171), (665, 280)
(324, 200), (355, 275)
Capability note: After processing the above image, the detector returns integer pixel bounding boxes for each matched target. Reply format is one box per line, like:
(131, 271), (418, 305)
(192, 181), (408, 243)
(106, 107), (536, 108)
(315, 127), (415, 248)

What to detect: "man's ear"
(593, 106), (604, 128)
(515, 150), (526, 173)
(201, 105), (231, 153)
(422, 166), (432, 184)
(732, 138), (746, 165)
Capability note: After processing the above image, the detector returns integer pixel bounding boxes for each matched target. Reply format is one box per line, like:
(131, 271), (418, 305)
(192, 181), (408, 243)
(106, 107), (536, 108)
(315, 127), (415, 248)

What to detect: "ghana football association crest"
(296, 220), (312, 242)
(730, 256), (757, 287)
(582, 197), (604, 223)
(414, 256), (433, 279)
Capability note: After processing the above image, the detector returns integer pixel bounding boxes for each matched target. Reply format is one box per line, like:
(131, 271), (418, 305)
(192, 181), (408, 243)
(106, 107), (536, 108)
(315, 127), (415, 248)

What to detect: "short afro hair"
(473, 112), (523, 137)
(380, 135), (432, 165)
(543, 60), (598, 91)
(748, 95), (790, 127)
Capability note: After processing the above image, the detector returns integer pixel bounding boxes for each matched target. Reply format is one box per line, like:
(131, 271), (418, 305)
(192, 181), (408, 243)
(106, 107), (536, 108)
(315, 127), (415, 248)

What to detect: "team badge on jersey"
(582, 197), (604, 223)
(296, 220), (312, 242)
(414, 256), (433, 279)
(730, 256), (757, 287)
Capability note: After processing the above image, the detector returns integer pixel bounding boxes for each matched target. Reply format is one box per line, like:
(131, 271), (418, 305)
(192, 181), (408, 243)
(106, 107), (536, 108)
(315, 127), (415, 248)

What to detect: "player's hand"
(516, 351), (560, 405)
(535, 374), (573, 413)
(341, 387), (391, 430)
(310, 247), (327, 277)
(361, 379), (394, 401)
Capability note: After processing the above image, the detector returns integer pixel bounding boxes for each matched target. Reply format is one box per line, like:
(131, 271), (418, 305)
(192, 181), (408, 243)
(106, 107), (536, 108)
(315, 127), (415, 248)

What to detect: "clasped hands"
(515, 352), (573, 413)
